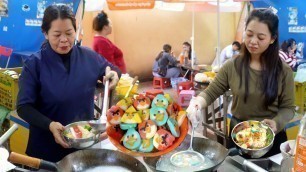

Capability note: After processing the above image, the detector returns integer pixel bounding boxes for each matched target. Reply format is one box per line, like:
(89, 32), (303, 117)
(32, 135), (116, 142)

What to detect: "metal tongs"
(88, 68), (114, 132)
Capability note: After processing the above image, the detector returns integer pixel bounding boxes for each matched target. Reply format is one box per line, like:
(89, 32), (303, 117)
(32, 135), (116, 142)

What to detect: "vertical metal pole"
(191, 5), (195, 69)
(203, 107), (208, 137)
(217, 0), (221, 67)
(211, 103), (216, 129)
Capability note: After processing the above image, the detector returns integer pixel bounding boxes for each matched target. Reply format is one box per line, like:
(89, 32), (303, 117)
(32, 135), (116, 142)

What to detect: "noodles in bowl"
(231, 120), (275, 158)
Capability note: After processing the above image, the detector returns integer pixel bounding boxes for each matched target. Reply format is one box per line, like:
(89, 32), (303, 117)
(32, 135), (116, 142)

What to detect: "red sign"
(107, 0), (155, 10)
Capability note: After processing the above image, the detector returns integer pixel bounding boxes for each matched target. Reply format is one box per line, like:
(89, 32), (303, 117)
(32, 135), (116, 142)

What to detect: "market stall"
(1, 0), (305, 171)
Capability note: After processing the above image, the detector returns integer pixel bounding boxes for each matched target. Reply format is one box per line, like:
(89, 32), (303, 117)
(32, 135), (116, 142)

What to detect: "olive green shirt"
(199, 58), (295, 133)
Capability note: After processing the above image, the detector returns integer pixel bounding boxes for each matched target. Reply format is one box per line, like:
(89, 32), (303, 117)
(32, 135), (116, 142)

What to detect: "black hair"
(281, 38), (296, 54)
(93, 11), (109, 31)
(183, 42), (192, 60)
(155, 44), (172, 61)
(232, 41), (241, 50)
(41, 5), (76, 33)
(40, 5), (76, 48)
(235, 9), (283, 108)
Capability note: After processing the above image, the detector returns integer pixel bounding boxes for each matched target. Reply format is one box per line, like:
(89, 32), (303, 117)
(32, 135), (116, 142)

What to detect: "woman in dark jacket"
(17, 5), (120, 162)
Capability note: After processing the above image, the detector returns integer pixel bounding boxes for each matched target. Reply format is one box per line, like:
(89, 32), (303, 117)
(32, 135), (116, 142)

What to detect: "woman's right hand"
(49, 122), (70, 148)
(186, 96), (206, 124)
(186, 96), (206, 114)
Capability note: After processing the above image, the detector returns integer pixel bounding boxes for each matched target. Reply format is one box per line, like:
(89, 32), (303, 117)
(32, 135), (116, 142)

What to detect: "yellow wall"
(82, 9), (239, 80)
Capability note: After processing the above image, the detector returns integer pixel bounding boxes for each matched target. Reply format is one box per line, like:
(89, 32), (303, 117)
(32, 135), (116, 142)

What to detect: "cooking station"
(1, 124), (290, 172)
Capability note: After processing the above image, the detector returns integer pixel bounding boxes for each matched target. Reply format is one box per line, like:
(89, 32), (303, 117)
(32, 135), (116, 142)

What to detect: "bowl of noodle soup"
(231, 120), (275, 158)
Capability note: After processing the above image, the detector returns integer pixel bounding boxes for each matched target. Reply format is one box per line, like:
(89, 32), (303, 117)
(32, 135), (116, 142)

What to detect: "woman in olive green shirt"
(187, 9), (295, 157)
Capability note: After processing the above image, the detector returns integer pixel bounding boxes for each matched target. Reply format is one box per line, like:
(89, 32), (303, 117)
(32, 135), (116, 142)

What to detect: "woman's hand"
(49, 122), (70, 148)
(104, 66), (119, 90)
(186, 96), (206, 126)
(99, 132), (108, 142)
(262, 119), (277, 133)
(186, 96), (206, 113)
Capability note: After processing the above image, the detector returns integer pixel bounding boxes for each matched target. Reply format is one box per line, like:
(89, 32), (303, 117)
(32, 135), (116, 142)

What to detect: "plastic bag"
(170, 77), (187, 89)
(294, 63), (306, 82)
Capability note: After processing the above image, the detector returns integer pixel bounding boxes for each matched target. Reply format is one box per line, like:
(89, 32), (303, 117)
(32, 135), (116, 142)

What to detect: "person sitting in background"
(212, 41), (241, 66)
(92, 11), (127, 73)
(152, 44), (180, 78)
(279, 38), (297, 70)
(179, 42), (197, 65)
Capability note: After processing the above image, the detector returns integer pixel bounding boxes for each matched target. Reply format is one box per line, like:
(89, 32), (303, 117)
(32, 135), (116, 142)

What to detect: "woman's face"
(290, 41), (297, 51)
(244, 19), (274, 58)
(45, 18), (76, 54)
(104, 19), (113, 35)
(182, 44), (190, 52)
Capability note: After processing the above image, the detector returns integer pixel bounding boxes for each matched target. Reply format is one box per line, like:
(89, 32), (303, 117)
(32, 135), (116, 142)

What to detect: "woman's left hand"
(104, 66), (119, 90)
(262, 119), (277, 133)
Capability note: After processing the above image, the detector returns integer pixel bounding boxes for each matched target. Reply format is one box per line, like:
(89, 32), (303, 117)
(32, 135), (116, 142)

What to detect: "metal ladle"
(88, 72), (113, 132)
(170, 108), (205, 167)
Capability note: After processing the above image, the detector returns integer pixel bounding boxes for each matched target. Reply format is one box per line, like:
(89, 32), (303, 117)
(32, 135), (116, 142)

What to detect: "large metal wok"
(144, 135), (228, 172)
(9, 149), (147, 172)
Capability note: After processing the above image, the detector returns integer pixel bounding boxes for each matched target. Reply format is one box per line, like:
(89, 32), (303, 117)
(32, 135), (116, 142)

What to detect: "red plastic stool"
(177, 81), (193, 93)
(145, 89), (164, 100)
(153, 77), (171, 89)
(178, 90), (195, 107)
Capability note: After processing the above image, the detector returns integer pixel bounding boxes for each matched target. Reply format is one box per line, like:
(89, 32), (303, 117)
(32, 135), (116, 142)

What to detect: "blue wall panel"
(252, 0), (306, 59)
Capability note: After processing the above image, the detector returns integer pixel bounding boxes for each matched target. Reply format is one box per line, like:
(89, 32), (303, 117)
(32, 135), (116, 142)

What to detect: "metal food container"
(63, 121), (100, 149)
(231, 120), (275, 158)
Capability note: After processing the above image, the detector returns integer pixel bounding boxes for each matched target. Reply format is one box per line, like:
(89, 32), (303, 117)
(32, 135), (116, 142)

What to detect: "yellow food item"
(204, 72), (216, 78)
(235, 126), (267, 149)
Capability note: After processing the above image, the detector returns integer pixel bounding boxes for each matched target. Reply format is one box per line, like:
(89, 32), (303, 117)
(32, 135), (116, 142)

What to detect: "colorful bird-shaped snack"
(121, 106), (142, 124)
(167, 103), (181, 118)
(139, 139), (154, 153)
(120, 123), (137, 130)
(133, 94), (151, 110)
(122, 128), (141, 150)
(106, 125), (124, 141)
(177, 110), (187, 127)
(167, 117), (180, 137)
(164, 93), (173, 104)
(116, 97), (133, 111)
(150, 107), (168, 126)
(153, 129), (175, 151)
(107, 105), (124, 125)
(151, 94), (169, 109)
(139, 109), (150, 121)
(138, 120), (157, 139)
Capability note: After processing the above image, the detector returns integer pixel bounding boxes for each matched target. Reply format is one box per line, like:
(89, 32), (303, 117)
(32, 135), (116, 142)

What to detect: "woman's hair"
(155, 44), (172, 61)
(92, 11), (109, 31)
(281, 38), (296, 54)
(235, 9), (283, 108)
(41, 5), (76, 33)
(183, 42), (192, 60)
(232, 41), (241, 50)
